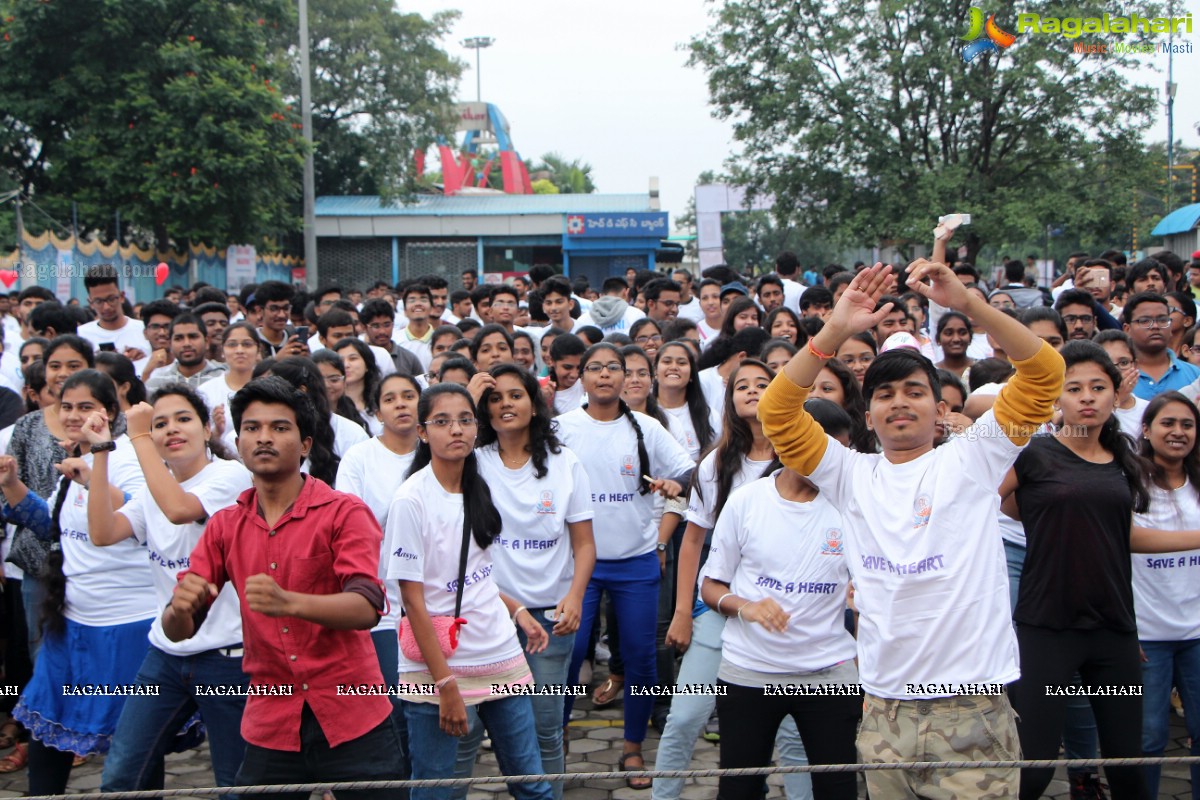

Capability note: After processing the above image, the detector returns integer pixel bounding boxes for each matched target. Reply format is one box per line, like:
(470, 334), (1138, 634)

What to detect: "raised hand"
(905, 259), (973, 313)
(0, 455), (20, 489)
(82, 410), (112, 446)
(125, 402), (154, 440)
(825, 263), (897, 338)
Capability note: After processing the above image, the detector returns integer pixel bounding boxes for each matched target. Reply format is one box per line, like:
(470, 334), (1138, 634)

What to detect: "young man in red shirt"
(164, 377), (406, 799)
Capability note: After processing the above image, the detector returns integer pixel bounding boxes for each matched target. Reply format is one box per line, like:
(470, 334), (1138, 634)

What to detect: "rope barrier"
(23, 756), (1200, 800)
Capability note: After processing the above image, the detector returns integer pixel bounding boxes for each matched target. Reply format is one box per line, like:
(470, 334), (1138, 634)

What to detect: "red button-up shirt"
(185, 475), (391, 750)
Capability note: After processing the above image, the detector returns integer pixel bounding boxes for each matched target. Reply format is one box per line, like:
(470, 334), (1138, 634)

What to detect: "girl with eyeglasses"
(630, 319), (664, 360)
(1095, 330), (1148, 439)
(557, 343), (694, 789)
(834, 332), (876, 386)
(387, 384), (554, 800)
(198, 322), (265, 459)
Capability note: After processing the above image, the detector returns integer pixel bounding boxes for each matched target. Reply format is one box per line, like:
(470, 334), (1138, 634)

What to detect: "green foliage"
(0, 0), (305, 248)
(531, 178), (560, 194)
(295, 0), (462, 199)
(529, 153), (596, 194)
(688, 0), (1164, 262)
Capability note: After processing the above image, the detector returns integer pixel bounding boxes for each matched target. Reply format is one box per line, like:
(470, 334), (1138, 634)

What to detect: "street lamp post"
(300, 0), (318, 289)
(461, 36), (495, 102)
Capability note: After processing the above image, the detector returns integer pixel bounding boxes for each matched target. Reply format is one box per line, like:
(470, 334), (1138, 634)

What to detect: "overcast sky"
(400, 0), (1200, 233)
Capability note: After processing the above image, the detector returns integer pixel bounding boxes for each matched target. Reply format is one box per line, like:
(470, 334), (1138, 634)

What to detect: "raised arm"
(125, 404), (207, 525)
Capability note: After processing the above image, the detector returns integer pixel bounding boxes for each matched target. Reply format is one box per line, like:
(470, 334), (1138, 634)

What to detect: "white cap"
(880, 332), (922, 353)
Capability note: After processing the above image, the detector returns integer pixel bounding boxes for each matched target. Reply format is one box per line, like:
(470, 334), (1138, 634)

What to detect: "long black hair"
(332, 337), (382, 416)
(312, 349), (369, 433)
(95, 351), (148, 407)
(654, 341), (715, 456)
(468, 324), (514, 366)
(476, 363), (562, 479)
(407, 383), (502, 548)
(582, 342), (652, 495)
(694, 359), (780, 522)
(265, 357), (340, 484)
(149, 383), (235, 461)
(42, 369), (120, 636)
(1139, 390), (1200, 499)
(718, 296), (762, 338)
(1059, 340), (1150, 513)
(763, 307), (805, 346)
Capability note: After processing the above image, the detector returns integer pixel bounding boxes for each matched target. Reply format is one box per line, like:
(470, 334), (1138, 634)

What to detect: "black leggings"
(715, 681), (860, 800)
(28, 739), (75, 796)
(1011, 625), (1148, 800)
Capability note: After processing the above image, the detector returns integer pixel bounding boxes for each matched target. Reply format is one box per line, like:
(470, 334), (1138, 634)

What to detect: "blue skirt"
(14, 617), (158, 756)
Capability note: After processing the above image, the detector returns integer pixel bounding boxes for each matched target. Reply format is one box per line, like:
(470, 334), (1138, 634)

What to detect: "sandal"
(0, 720), (19, 750)
(0, 743), (26, 773)
(591, 675), (624, 707)
(618, 752), (651, 791)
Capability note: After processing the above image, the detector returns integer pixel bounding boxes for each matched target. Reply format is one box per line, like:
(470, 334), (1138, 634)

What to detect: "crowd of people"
(0, 239), (1196, 800)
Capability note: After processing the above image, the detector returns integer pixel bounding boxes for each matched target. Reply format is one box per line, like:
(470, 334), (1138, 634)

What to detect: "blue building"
(315, 192), (669, 290)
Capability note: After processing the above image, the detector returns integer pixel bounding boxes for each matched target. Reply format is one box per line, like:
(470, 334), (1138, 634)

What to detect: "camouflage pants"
(857, 692), (1020, 800)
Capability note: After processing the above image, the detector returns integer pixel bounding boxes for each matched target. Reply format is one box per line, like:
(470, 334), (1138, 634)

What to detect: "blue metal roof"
(1152, 203), (1200, 236)
(316, 194), (656, 217)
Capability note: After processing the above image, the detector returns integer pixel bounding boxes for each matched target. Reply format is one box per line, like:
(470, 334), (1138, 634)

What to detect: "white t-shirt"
(553, 380), (585, 416)
(688, 451), (776, 530)
(555, 408), (694, 560)
(335, 437), (417, 632)
(0, 424), (19, 580)
(781, 277), (805, 316)
(78, 318), (152, 356)
(477, 445), (594, 608)
(331, 413), (370, 457)
(386, 465), (524, 669)
(697, 320), (721, 351)
(698, 367), (726, 412)
(572, 306), (644, 336)
(809, 410), (1021, 698)
(0, 350), (22, 390)
(397, 332), (433, 370)
(197, 374), (242, 458)
(58, 436), (155, 626)
(677, 297), (704, 323)
(662, 403), (722, 463)
(120, 459), (252, 654)
(702, 473), (856, 674)
(1114, 396), (1150, 440)
(1132, 480), (1200, 641)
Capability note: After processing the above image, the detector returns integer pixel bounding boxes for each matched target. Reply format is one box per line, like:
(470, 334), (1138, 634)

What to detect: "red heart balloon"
(0, 270), (17, 288)
(155, 262), (169, 286)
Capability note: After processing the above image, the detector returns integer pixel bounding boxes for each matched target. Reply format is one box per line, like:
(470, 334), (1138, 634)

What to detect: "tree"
(297, 0), (462, 198)
(688, 0), (1164, 263)
(530, 153), (596, 194)
(0, 0), (306, 249)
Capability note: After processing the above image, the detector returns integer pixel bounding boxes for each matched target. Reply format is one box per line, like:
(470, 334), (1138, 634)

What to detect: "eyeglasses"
(264, 303), (290, 314)
(1169, 307), (1185, 315)
(323, 375), (344, 385)
(1113, 358), (1135, 369)
(366, 321), (393, 332)
(634, 334), (663, 345)
(1132, 316), (1172, 329)
(1062, 314), (1094, 326)
(89, 295), (122, 307)
(584, 362), (624, 374)
(491, 300), (518, 308)
(424, 417), (477, 430)
(146, 322), (170, 332)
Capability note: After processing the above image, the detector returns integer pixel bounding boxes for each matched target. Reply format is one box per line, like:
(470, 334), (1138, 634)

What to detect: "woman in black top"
(999, 340), (1200, 800)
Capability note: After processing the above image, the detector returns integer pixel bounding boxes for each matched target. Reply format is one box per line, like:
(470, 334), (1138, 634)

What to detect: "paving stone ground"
(0, 666), (1193, 799)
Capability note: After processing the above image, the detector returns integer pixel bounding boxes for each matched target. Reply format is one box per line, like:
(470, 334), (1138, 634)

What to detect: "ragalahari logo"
(961, 8), (1018, 62)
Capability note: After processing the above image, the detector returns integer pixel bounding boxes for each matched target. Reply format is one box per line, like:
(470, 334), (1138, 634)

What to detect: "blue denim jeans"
(564, 553), (660, 743)
(651, 611), (813, 800)
(404, 695), (553, 800)
(371, 628), (410, 799)
(1141, 638), (1200, 799)
(100, 645), (248, 791)
(452, 611), (574, 800)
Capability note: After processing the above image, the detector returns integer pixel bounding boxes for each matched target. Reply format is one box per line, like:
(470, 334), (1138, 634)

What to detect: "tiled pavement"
(0, 675), (1193, 799)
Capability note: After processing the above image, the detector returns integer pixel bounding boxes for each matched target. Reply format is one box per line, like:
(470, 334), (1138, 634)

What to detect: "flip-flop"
(0, 743), (27, 774)
(618, 752), (651, 791)
(0, 720), (19, 750)
(591, 676), (624, 707)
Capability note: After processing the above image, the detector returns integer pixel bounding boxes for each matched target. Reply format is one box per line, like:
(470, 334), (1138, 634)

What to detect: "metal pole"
(1166, 0), (1176, 210)
(299, 0), (318, 290)
(476, 46), (482, 102)
(14, 194), (27, 291)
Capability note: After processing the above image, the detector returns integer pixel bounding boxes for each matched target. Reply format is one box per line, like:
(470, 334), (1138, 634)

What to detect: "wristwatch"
(656, 542), (668, 553)
(91, 441), (117, 453)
